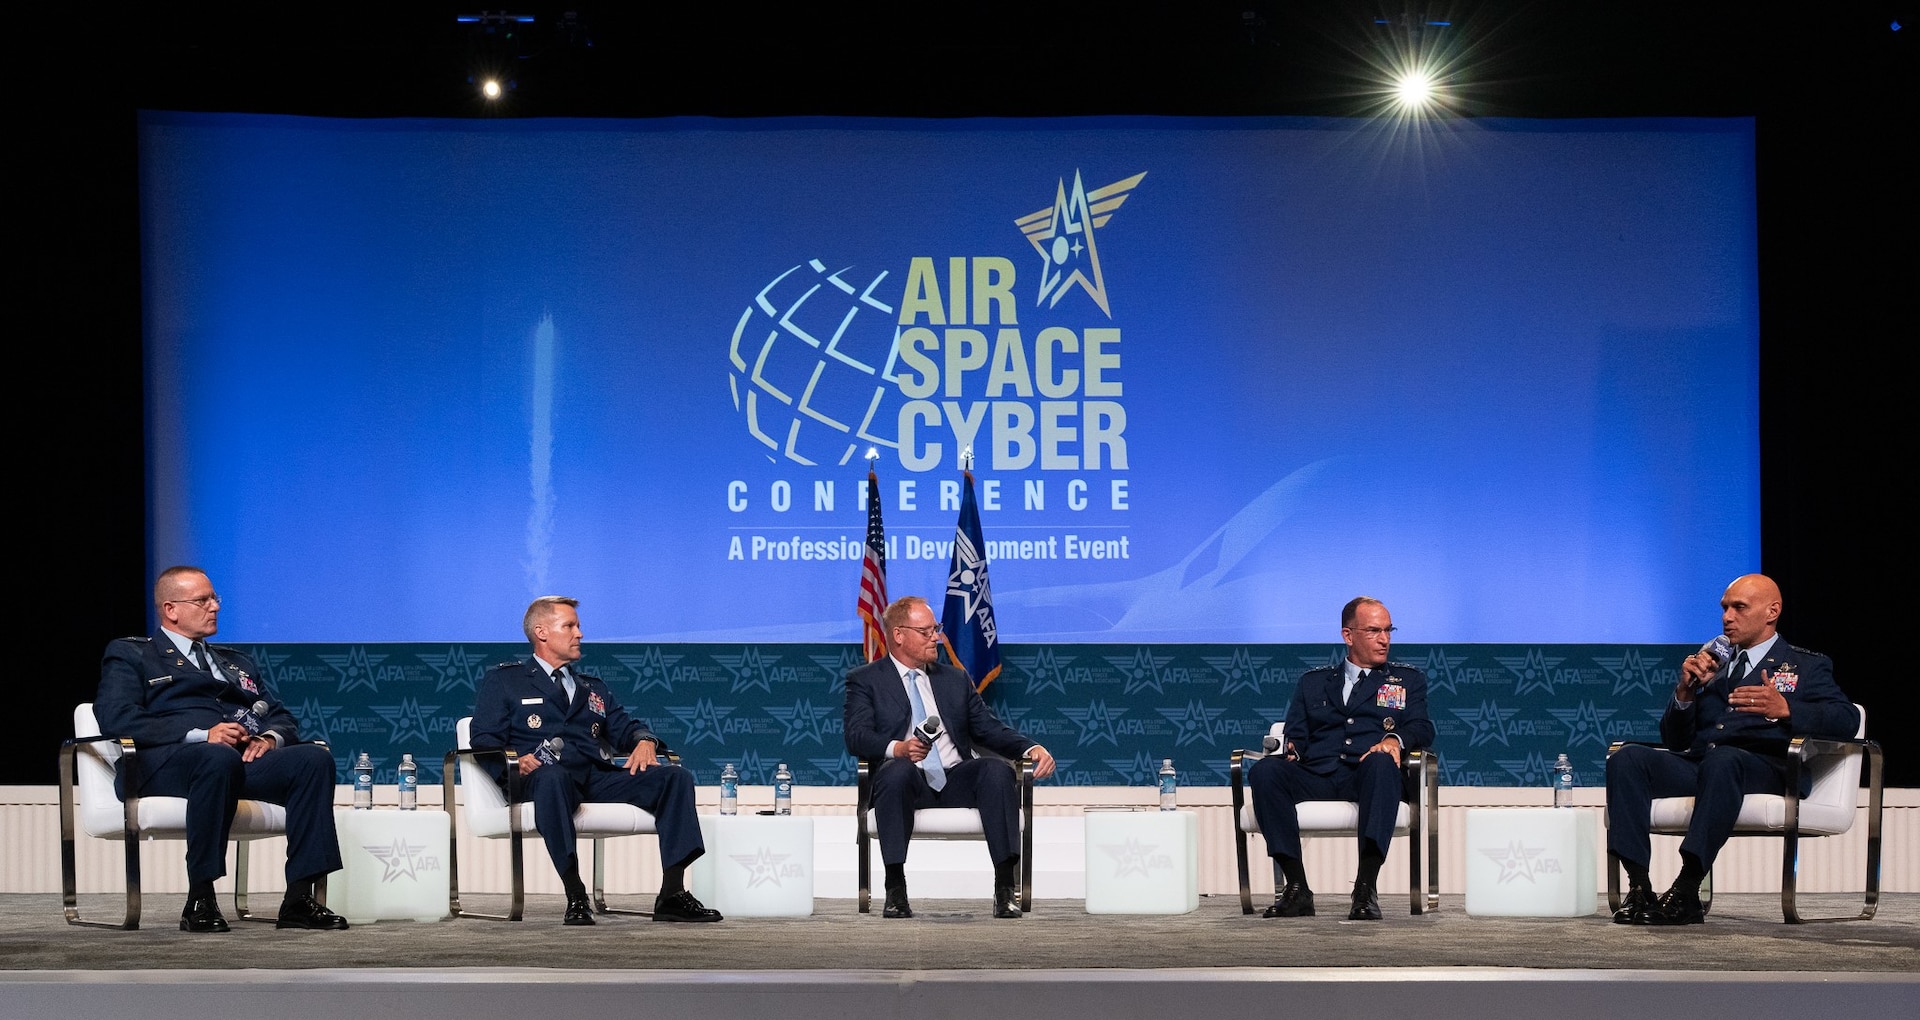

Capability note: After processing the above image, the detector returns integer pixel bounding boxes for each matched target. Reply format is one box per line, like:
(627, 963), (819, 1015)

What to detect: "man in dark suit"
(1248, 596), (1433, 921)
(95, 566), (347, 932)
(1607, 573), (1858, 925)
(471, 595), (719, 925)
(843, 595), (1056, 919)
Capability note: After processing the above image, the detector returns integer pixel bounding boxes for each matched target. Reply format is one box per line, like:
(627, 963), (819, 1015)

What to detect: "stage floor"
(4, 892), (1916, 973)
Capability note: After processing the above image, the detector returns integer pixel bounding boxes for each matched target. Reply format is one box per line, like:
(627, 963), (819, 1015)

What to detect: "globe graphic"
(727, 259), (903, 466)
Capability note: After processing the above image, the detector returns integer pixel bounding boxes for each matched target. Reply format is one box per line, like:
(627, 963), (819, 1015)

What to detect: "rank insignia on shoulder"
(1377, 683), (1407, 710)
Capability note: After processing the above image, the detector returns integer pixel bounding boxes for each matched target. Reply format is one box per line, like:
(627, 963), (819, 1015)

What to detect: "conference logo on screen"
(723, 169), (1145, 566)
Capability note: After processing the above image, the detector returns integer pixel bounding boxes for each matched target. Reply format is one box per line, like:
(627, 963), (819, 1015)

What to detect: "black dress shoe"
(992, 882), (1022, 919)
(275, 893), (349, 930)
(564, 894), (597, 926)
(1347, 882), (1382, 921)
(180, 895), (230, 933)
(882, 887), (913, 918)
(1263, 881), (1316, 918)
(1613, 884), (1658, 925)
(1642, 884), (1705, 926)
(652, 889), (723, 922)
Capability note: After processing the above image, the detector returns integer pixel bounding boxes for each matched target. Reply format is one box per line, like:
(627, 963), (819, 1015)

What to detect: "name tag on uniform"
(1772, 669), (1798, 693)
(520, 697), (543, 705)
(1377, 683), (1407, 710)
(147, 674), (174, 686)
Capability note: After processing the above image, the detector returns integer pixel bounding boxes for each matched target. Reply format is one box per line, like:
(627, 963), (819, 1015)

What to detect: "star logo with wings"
(1015, 170), (1146, 317)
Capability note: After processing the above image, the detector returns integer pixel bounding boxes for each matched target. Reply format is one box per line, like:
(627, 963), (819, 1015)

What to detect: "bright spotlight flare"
(1394, 70), (1437, 109)
(481, 78), (503, 100)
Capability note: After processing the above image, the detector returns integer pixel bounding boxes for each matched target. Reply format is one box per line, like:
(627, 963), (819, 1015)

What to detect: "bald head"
(1720, 573), (1782, 649)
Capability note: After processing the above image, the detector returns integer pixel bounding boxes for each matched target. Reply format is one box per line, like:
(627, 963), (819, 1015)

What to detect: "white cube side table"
(1083, 808), (1199, 915)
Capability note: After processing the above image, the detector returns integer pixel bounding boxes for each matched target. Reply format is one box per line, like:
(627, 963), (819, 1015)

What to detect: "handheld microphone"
(534, 735), (565, 766)
(1687, 636), (1734, 691)
(231, 700), (271, 736)
(1702, 635), (1732, 665)
(1261, 734), (1283, 754)
(913, 715), (943, 746)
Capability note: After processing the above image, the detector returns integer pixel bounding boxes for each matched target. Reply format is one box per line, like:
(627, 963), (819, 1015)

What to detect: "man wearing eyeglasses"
(95, 566), (347, 933)
(1247, 596), (1433, 921)
(843, 595), (1056, 919)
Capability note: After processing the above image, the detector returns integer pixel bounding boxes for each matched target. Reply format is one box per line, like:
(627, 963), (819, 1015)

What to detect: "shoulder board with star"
(1785, 644), (1825, 658)
(490, 660), (526, 671)
(120, 635), (152, 644)
(1386, 660), (1420, 671)
(1300, 664), (1339, 678)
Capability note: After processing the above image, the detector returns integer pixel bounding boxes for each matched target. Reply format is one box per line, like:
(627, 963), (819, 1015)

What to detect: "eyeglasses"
(895, 624), (941, 638)
(1349, 626), (1395, 638)
(168, 593), (222, 609)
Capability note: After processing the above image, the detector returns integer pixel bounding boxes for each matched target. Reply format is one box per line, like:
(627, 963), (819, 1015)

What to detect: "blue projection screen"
(139, 113), (1758, 644)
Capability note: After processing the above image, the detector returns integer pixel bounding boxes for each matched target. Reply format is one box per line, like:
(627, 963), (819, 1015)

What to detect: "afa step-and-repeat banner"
(249, 641), (1693, 790)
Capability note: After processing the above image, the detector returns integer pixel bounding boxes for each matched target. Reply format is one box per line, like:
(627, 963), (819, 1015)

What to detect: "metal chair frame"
(60, 702), (310, 929)
(853, 754), (1036, 913)
(1604, 707), (1883, 924)
(1229, 730), (1441, 916)
(443, 716), (673, 921)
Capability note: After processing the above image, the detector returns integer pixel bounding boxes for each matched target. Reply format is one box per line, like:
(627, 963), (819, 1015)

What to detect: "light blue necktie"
(904, 670), (947, 791)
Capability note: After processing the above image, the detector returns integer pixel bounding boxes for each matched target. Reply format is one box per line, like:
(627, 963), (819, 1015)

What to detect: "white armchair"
(1604, 704), (1882, 923)
(1229, 722), (1440, 915)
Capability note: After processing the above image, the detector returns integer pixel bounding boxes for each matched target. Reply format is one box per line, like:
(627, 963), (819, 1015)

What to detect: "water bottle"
(353, 752), (374, 809)
(397, 753), (418, 811)
(1552, 753), (1575, 808)
(773, 761), (793, 815)
(1158, 758), (1178, 811)
(719, 763), (739, 816)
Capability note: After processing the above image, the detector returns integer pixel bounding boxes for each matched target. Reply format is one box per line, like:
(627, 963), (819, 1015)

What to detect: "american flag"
(856, 466), (889, 662)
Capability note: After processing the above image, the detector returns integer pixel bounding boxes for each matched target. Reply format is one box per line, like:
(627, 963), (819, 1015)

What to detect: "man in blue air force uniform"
(843, 595), (1057, 919)
(95, 566), (347, 932)
(471, 595), (719, 924)
(1249, 596), (1434, 921)
(1606, 573), (1858, 925)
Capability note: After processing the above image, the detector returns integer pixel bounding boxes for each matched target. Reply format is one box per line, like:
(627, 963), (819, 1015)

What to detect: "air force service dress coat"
(1606, 638), (1857, 869)
(1248, 661), (1434, 861)
(95, 631), (342, 884)
(471, 659), (703, 874)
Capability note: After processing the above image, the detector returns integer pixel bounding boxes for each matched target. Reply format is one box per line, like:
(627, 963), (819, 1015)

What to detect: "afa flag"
(940, 470), (1001, 691)
(856, 466), (890, 662)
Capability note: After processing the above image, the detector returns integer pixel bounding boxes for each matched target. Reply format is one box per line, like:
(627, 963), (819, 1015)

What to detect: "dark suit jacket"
(1283, 661), (1434, 776)
(1662, 637), (1856, 758)
(471, 659), (661, 783)
(96, 631), (301, 796)
(843, 658), (1032, 763)
(96, 630), (299, 749)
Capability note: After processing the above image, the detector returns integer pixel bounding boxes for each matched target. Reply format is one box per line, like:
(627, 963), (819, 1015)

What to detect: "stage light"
(481, 78), (503, 100)
(1395, 70), (1437, 109)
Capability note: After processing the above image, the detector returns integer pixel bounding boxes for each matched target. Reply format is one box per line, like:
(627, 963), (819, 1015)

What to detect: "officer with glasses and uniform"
(1247, 596), (1433, 921)
(95, 566), (347, 933)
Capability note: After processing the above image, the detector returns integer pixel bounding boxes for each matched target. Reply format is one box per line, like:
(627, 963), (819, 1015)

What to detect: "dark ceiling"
(112, 2), (1911, 121)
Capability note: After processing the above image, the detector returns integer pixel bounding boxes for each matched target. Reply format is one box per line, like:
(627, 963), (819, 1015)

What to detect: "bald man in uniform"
(1606, 574), (1858, 925)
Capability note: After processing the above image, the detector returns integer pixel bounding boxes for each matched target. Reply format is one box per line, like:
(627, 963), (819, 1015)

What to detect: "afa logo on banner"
(723, 169), (1146, 566)
(252, 641), (1688, 791)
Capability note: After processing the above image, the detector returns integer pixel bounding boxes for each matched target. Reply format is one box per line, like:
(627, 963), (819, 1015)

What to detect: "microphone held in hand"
(913, 715), (943, 746)
(1702, 635), (1732, 665)
(1688, 635), (1734, 691)
(231, 700), (271, 736)
(534, 735), (565, 766)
